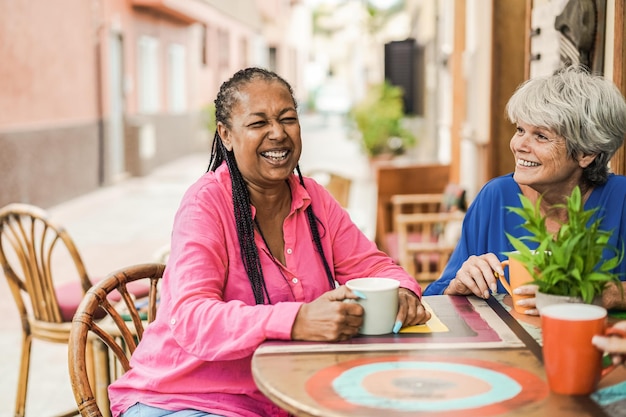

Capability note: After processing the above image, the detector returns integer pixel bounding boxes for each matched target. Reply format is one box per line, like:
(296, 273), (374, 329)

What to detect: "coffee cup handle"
(600, 326), (626, 377)
(497, 260), (512, 294)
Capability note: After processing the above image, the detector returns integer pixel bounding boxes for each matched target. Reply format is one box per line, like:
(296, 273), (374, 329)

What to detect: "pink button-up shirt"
(109, 164), (422, 417)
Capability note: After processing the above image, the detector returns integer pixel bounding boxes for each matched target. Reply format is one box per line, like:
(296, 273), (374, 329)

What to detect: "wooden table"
(252, 295), (626, 417)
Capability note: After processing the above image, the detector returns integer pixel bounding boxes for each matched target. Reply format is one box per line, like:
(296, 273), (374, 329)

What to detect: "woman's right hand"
(291, 286), (364, 342)
(444, 253), (503, 299)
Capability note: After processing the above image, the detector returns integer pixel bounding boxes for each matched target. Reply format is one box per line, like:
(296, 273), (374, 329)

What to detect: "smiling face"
(217, 79), (302, 190)
(510, 121), (596, 195)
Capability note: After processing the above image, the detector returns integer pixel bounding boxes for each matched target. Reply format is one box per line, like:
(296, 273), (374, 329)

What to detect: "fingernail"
(513, 288), (522, 295)
(392, 321), (402, 334)
(352, 290), (367, 299)
(483, 291), (490, 299)
(490, 284), (498, 293)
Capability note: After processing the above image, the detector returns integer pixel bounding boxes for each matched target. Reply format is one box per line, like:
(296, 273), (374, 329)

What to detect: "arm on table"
(603, 281), (626, 310)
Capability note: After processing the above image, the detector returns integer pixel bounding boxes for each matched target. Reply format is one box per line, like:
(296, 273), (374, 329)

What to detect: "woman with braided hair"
(108, 67), (431, 417)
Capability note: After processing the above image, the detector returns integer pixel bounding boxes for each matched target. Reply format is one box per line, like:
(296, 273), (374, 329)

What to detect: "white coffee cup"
(346, 277), (400, 335)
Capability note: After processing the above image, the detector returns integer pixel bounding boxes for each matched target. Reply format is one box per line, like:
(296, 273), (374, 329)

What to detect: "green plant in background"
(505, 186), (623, 304)
(350, 81), (416, 157)
(203, 103), (216, 134)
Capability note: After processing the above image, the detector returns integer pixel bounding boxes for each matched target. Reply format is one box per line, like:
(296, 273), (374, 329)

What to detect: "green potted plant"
(349, 81), (416, 158)
(203, 103), (216, 134)
(505, 186), (623, 310)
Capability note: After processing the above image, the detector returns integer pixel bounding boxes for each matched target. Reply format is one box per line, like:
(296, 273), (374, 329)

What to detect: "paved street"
(0, 114), (377, 417)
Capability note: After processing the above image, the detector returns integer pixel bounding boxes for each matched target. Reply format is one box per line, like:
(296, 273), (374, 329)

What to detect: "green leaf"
(504, 186), (624, 302)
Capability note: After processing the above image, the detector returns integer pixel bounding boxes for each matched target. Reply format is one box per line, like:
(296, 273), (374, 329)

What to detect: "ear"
(217, 122), (233, 152)
(577, 153), (597, 168)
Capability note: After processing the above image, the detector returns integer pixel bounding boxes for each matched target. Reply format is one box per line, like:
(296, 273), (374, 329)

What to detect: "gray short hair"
(506, 65), (626, 184)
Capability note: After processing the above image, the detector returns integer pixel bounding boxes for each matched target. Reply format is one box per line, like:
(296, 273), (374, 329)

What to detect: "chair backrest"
(0, 203), (92, 326)
(68, 262), (165, 417)
(374, 163), (450, 253)
(390, 183), (466, 237)
(388, 184), (467, 283)
(306, 170), (352, 208)
(395, 210), (465, 283)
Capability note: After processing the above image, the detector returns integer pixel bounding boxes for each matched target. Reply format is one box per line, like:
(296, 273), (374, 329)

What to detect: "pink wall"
(0, 0), (98, 129)
(0, 0), (304, 208)
(100, 0), (262, 116)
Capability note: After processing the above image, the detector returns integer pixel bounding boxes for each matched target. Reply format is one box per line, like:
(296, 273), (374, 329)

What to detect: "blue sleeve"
(586, 175), (626, 281)
(424, 174), (626, 296)
(423, 174), (525, 295)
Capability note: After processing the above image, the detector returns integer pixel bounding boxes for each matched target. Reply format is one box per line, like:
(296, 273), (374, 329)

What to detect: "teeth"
(262, 150), (288, 160)
(517, 159), (540, 167)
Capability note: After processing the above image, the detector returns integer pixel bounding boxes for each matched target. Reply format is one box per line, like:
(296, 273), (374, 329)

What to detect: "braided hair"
(208, 67), (335, 304)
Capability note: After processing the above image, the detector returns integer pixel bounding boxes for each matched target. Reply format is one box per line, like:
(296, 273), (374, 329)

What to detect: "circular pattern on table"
(305, 355), (548, 416)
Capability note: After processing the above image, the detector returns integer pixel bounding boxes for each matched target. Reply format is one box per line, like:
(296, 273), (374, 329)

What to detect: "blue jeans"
(121, 403), (224, 417)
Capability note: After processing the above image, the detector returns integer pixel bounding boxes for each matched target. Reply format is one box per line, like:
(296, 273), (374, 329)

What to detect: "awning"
(131, 0), (200, 24)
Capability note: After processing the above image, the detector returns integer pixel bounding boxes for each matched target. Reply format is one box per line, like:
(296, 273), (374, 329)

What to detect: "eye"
(534, 129), (556, 142)
(248, 120), (267, 128)
(515, 126), (524, 135)
(281, 116), (298, 124)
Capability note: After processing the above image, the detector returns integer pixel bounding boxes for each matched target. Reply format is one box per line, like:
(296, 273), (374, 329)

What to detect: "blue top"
(423, 173), (626, 295)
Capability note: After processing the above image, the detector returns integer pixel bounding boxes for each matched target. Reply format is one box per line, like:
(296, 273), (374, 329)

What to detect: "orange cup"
(498, 254), (534, 314)
(541, 303), (618, 395)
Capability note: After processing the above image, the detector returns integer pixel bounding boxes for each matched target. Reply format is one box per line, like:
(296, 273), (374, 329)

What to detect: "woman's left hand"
(592, 321), (626, 365)
(512, 284), (539, 316)
(395, 288), (431, 332)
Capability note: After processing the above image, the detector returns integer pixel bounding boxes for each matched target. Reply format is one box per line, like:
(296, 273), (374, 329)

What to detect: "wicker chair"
(0, 203), (96, 417)
(68, 263), (165, 417)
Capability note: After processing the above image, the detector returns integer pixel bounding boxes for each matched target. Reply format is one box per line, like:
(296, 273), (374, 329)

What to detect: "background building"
(0, 0), (312, 207)
(2, 0), (625, 208)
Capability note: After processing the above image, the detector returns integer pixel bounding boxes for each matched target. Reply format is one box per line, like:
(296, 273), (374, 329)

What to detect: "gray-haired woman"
(424, 65), (626, 315)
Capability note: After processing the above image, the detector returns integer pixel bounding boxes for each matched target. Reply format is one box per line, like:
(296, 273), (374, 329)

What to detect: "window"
(218, 29), (229, 68)
(201, 24), (208, 66)
(138, 36), (160, 113)
(239, 37), (248, 68)
(168, 43), (187, 113)
(269, 46), (277, 72)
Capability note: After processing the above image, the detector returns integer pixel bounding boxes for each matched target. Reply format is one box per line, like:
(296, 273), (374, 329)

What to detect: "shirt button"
(286, 248), (293, 254)
(170, 318), (176, 325)
(292, 277), (298, 284)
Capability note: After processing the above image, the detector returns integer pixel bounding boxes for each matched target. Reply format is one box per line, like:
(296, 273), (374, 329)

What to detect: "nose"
(267, 120), (286, 140)
(511, 131), (530, 152)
